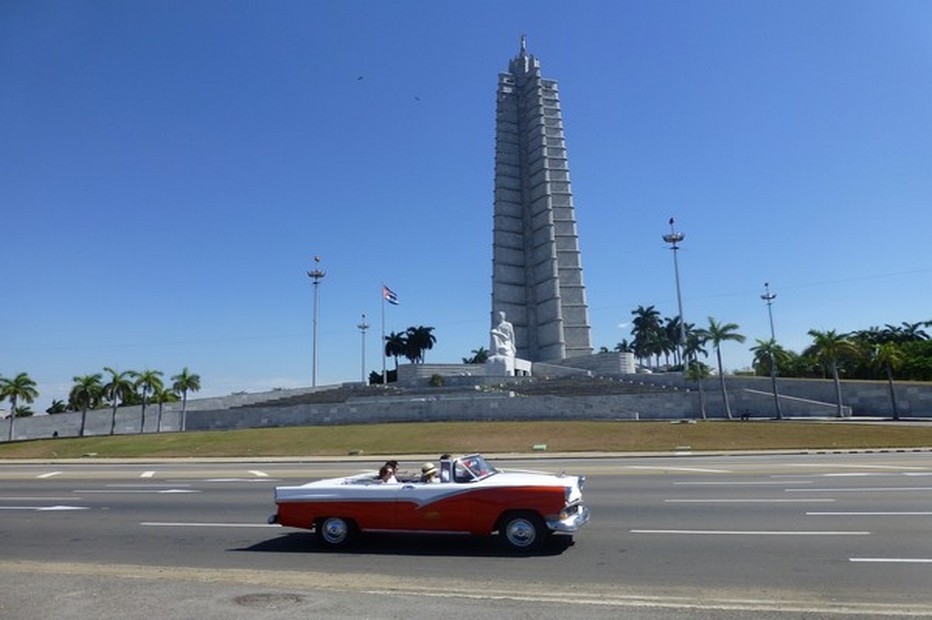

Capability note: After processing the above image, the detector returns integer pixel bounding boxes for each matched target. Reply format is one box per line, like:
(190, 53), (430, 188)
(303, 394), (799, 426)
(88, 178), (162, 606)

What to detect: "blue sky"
(3, 1), (931, 413)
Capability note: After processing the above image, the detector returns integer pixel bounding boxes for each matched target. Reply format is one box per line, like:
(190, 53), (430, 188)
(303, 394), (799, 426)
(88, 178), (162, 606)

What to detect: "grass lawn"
(1, 420), (931, 459)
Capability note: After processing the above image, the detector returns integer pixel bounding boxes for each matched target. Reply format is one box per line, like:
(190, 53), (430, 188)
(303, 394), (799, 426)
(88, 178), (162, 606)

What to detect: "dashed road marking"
(631, 529), (871, 536)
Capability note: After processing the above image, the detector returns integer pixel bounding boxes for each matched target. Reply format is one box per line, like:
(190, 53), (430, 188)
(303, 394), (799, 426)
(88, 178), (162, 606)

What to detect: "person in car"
(419, 462), (439, 483)
(377, 462), (398, 483)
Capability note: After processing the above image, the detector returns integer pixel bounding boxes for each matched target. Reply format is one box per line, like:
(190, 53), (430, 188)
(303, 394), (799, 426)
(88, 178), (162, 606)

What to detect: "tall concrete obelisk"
(491, 37), (592, 362)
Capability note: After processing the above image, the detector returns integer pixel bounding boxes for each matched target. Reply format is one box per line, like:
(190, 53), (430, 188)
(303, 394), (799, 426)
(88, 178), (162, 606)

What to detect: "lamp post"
(761, 282), (783, 420)
(307, 256), (326, 387)
(662, 217), (705, 419)
(662, 218), (687, 353)
(357, 313), (370, 383)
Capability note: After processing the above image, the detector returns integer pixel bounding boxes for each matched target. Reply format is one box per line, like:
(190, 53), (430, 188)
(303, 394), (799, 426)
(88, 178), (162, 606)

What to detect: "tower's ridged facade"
(491, 39), (592, 362)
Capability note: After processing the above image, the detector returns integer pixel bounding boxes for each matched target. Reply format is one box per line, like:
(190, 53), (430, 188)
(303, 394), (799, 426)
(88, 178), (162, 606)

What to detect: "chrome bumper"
(547, 504), (590, 533)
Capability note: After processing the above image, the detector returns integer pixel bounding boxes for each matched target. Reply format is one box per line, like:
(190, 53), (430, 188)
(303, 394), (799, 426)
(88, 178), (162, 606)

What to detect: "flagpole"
(380, 284), (386, 385)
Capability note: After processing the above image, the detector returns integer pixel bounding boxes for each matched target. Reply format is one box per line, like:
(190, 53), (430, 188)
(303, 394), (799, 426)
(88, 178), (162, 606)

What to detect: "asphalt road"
(1, 452), (931, 619)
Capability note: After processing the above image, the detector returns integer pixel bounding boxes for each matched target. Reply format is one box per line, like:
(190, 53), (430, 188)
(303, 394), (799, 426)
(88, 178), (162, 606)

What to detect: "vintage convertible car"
(269, 453), (589, 551)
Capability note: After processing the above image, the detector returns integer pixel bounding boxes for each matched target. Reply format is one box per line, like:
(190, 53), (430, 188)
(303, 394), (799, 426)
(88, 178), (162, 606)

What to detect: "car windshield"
(454, 454), (497, 482)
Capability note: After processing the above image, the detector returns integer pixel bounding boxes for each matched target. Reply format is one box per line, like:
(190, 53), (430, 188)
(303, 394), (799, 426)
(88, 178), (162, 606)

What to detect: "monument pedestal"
(485, 355), (532, 377)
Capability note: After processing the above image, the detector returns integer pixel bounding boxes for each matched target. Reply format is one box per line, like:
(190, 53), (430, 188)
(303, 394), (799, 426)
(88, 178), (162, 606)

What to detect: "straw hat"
(421, 462), (438, 477)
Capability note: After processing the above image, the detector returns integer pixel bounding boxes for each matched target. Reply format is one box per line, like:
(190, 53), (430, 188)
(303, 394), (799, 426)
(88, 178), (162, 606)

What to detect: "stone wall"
(626, 374), (932, 417)
(3, 378), (890, 442)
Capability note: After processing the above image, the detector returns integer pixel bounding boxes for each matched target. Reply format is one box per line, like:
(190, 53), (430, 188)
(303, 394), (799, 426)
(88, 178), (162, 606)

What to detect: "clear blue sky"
(3, 1), (931, 413)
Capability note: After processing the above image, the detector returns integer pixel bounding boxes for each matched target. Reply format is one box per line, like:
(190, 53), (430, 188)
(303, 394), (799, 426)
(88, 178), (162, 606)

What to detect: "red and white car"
(269, 453), (590, 551)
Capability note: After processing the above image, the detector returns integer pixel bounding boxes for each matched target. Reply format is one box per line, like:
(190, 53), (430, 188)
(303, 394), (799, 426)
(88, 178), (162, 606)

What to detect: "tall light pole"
(357, 313), (370, 383)
(307, 256), (325, 387)
(662, 218), (687, 353)
(663, 217), (705, 419)
(761, 282), (783, 420)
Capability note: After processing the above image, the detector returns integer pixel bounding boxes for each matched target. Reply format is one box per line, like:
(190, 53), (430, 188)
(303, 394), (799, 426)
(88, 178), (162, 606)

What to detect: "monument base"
(485, 356), (532, 377)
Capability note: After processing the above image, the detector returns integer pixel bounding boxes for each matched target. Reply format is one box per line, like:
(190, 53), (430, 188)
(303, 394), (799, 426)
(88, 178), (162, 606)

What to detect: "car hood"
(491, 470), (581, 489)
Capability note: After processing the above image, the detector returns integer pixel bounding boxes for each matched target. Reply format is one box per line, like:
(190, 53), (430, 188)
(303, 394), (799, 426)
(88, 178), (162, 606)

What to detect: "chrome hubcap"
(321, 518), (348, 544)
(506, 518), (536, 547)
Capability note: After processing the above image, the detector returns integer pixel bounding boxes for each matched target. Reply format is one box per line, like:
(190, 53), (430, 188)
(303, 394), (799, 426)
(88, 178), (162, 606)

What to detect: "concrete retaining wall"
(628, 375), (932, 417)
(2, 381), (868, 442)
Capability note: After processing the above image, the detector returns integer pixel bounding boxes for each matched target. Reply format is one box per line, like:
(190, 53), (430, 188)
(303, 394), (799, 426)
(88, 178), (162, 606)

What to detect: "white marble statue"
(490, 311), (516, 358)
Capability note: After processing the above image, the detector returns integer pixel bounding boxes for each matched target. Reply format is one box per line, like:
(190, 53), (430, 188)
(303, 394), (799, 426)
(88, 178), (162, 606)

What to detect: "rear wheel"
(498, 511), (546, 551)
(316, 517), (354, 548)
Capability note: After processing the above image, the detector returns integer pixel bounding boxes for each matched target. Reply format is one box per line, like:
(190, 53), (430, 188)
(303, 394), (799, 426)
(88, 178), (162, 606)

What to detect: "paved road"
(2, 452), (931, 618)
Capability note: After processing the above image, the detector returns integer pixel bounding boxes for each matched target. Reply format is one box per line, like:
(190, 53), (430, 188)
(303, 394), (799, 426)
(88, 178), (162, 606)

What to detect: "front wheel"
(498, 511), (546, 551)
(316, 517), (354, 548)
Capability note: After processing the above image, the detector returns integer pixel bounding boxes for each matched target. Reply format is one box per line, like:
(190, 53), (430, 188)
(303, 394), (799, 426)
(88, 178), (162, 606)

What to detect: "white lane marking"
(140, 522), (279, 528)
(0, 497), (80, 501)
(787, 486), (932, 493)
(782, 464), (930, 471)
(675, 481), (811, 485)
(74, 489), (201, 494)
(808, 511), (932, 516)
(626, 466), (731, 473)
(0, 505), (90, 511)
(249, 470), (270, 477)
(821, 473), (891, 477)
(36, 472), (62, 479)
(140, 471), (156, 478)
(666, 498), (836, 503)
(851, 558), (932, 564)
(631, 529), (870, 536)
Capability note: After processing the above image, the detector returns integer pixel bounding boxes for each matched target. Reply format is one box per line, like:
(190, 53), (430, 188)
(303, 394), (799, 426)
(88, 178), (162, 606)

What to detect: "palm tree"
(103, 367), (136, 435)
(46, 399), (68, 414)
(462, 347), (489, 364)
(751, 338), (790, 420)
(683, 331), (710, 419)
(406, 326), (437, 363)
(384, 332), (407, 370)
(70, 374), (103, 437)
(874, 342), (905, 420)
(151, 386), (178, 432)
(664, 316), (684, 366)
(750, 339), (791, 376)
(804, 329), (857, 418)
(888, 321), (929, 343)
(133, 370), (164, 433)
(698, 317), (746, 419)
(171, 367), (201, 432)
(631, 305), (662, 368)
(1, 372), (39, 441)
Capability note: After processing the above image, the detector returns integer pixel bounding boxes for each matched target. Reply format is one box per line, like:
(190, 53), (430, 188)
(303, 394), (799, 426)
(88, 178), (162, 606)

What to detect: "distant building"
(491, 37), (593, 362)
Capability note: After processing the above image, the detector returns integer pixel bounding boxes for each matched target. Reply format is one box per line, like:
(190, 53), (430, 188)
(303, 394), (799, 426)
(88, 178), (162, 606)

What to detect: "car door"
(396, 481), (476, 532)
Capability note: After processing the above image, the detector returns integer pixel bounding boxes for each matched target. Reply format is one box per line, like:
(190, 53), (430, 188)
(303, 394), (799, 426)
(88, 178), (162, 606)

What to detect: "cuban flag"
(382, 285), (399, 305)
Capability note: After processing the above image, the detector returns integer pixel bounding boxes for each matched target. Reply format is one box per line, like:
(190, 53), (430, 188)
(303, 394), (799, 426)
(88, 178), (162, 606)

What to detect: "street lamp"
(357, 313), (370, 383)
(761, 282), (783, 419)
(662, 218), (687, 352)
(663, 217), (705, 419)
(307, 256), (326, 387)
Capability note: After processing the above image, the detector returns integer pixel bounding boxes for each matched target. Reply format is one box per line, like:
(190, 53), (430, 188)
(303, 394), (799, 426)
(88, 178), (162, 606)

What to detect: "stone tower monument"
(491, 37), (592, 362)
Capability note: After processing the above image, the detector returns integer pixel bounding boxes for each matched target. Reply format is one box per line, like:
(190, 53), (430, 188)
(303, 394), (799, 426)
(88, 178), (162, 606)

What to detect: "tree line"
(0, 367), (201, 440)
(609, 305), (932, 419)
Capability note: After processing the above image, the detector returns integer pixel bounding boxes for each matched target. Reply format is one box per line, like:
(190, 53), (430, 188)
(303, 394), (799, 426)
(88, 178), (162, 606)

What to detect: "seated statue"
(490, 311), (516, 358)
